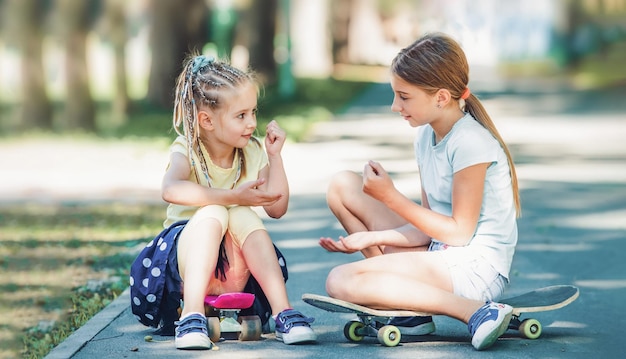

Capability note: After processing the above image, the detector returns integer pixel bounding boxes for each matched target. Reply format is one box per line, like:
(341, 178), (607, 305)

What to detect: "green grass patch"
(0, 202), (164, 359)
(572, 42), (626, 89)
(21, 279), (128, 359)
(498, 41), (626, 90)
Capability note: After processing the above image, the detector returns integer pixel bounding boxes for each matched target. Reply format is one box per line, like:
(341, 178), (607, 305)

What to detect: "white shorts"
(429, 241), (508, 302)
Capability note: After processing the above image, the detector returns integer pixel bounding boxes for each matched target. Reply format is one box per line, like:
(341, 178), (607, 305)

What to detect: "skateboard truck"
(204, 292), (262, 342)
(344, 316), (402, 347)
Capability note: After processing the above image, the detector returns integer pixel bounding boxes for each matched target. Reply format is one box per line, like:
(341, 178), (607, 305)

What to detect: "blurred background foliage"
(0, 0), (624, 139)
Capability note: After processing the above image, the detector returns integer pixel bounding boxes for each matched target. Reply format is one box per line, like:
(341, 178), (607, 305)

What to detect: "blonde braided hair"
(172, 53), (256, 185)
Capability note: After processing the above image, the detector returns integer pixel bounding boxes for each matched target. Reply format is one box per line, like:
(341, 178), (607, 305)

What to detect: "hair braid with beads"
(172, 53), (257, 185)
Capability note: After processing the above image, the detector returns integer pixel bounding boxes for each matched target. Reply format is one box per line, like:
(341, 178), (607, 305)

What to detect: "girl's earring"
(436, 104), (441, 109)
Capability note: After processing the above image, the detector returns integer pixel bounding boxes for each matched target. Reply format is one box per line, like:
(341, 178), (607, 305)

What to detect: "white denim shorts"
(428, 241), (508, 302)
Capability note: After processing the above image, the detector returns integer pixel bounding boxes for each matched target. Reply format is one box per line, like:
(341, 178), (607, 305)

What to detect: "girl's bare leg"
(206, 232), (252, 295)
(177, 216), (224, 318)
(241, 229), (290, 315)
(326, 171), (407, 257)
(326, 251), (482, 323)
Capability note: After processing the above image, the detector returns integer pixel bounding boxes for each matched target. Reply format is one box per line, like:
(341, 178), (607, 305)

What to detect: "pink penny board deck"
(204, 292), (255, 309)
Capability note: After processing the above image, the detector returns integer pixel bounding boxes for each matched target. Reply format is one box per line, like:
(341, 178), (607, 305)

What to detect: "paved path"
(27, 83), (626, 358)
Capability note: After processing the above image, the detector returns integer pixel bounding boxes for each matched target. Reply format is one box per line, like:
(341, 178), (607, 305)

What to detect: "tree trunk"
(12, 0), (53, 131)
(146, 0), (208, 110)
(104, 0), (129, 125)
(330, 0), (352, 64)
(59, 0), (96, 131)
(237, 0), (277, 84)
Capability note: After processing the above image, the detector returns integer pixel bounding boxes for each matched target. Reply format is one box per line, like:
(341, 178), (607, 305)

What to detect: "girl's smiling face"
(390, 74), (437, 127)
(214, 81), (259, 148)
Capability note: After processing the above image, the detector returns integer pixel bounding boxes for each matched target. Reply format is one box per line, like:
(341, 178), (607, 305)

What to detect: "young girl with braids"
(131, 54), (316, 350)
(319, 33), (520, 351)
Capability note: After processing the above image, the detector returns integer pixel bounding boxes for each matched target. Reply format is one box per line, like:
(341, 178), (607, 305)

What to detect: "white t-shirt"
(415, 113), (518, 279)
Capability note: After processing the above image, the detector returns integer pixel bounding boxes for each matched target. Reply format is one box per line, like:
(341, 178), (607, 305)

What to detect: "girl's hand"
(234, 178), (282, 206)
(319, 232), (377, 253)
(265, 120), (286, 156)
(319, 236), (357, 253)
(362, 160), (397, 203)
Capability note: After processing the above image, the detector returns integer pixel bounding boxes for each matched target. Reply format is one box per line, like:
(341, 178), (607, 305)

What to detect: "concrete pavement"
(43, 82), (626, 358)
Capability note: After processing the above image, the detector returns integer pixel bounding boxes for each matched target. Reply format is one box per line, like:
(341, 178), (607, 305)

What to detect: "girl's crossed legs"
(323, 171), (512, 350)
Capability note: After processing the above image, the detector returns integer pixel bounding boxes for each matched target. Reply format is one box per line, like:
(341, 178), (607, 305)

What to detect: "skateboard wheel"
(519, 318), (542, 339)
(343, 321), (365, 342)
(238, 315), (262, 341)
(377, 325), (401, 347)
(207, 316), (221, 343)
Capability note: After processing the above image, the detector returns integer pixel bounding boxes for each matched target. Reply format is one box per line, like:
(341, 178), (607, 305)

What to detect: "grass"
(498, 42), (626, 90)
(0, 202), (165, 359)
(0, 77), (372, 359)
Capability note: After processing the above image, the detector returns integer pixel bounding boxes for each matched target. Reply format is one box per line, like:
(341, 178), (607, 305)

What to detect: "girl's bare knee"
(326, 265), (350, 298)
(194, 205), (228, 222)
(327, 171), (360, 208)
(328, 171), (359, 193)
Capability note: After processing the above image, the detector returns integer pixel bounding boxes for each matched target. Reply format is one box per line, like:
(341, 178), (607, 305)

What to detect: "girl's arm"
(322, 176), (433, 254)
(258, 120), (289, 218)
(162, 152), (281, 207)
(365, 160), (487, 247)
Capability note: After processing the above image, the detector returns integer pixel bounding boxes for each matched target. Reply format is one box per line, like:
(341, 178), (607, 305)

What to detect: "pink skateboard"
(204, 292), (262, 342)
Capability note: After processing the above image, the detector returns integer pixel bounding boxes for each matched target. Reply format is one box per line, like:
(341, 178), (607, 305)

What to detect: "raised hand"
(264, 120), (286, 156)
(362, 160), (397, 203)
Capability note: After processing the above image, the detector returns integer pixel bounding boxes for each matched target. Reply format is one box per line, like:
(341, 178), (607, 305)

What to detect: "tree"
(330, 0), (353, 64)
(6, 0), (53, 131)
(146, 0), (209, 109)
(102, 0), (129, 125)
(57, 0), (97, 131)
(235, 0), (278, 84)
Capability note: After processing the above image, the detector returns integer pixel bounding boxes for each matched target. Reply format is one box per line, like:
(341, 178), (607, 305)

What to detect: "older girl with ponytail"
(320, 33), (520, 351)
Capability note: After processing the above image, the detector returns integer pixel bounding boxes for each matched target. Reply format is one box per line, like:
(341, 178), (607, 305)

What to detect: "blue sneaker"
(174, 313), (212, 350)
(468, 302), (512, 350)
(374, 316), (435, 336)
(275, 309), (317, 344)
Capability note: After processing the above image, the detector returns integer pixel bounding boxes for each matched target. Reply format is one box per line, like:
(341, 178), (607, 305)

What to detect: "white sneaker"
(174, 313), (212, 350)
(275, 309), (317, 344)
(467, 302), (512, 350)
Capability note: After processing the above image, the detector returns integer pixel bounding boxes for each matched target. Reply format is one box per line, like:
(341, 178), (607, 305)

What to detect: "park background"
(0, 0), (625, 358)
